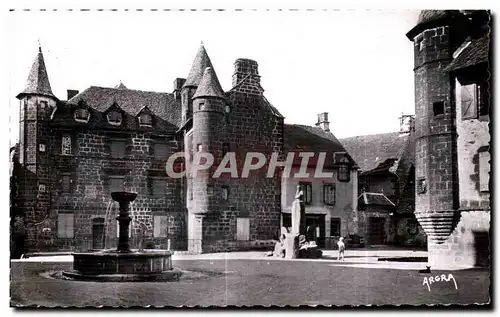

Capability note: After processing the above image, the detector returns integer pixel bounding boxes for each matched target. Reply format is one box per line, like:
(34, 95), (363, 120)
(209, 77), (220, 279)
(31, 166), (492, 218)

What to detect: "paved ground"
(10, 256), (490, 307)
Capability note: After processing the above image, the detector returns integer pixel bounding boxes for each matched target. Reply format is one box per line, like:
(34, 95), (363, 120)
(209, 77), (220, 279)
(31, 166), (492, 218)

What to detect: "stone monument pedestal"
(284, 233), (299, 259)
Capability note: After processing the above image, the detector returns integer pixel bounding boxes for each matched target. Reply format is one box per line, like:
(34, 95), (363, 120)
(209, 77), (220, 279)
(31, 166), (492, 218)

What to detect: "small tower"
(188, 66), (226, 254)
(181, 45), (213, 124)
(16, 46), (58, 252)
(406, 10), (463, 267)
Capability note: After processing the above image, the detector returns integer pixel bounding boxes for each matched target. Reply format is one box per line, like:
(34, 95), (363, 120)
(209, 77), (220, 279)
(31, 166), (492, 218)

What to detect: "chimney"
(232, 58), (260, 87)
(173, 78), (186, 100)
(67, 89), (79, 100)
(399, 114), (415, 136)
(316, 112), (330, 132)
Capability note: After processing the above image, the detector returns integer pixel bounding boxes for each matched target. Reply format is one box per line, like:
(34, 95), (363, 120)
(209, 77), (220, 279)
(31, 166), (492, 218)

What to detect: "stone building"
(12, 45), (358, 255)
(340, 128), (426, 247)
(406, 10), (491, 269)
(281, 113), (358, 248)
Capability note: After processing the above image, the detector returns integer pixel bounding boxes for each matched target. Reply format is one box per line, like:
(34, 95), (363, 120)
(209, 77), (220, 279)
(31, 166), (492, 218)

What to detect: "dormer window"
(74, 107), (90, 123)
(139, 113), (152, 127)
(107, 111), (122, 126)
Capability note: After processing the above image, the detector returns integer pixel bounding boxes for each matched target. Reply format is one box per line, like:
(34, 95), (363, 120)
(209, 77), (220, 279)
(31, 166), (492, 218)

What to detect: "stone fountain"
(63, 192), (181, 282)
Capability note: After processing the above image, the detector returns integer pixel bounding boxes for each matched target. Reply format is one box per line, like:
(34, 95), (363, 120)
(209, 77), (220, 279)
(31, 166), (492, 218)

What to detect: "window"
(110, 140), (126, 158)
(139, 113), (152, 127)
(61, 135), (72, 155)
(198, 103), (205, 111)
(479, 151), (490, 192)
(39, 144), (46, 152)
(478, 83), (490, 116)
(336, 153), (351, 182)
(236, 218), (250, 241)
(61, 174), (71, 193)
(58, 213), (74, 238)
(109, 176), (124, 192)
(74, 108), (90, 122)
(154, 143), (169, 160)
(338, 164), (350, 182)
(107, 111), (122, 125)
(153, 215), (168, 238)
(460, 82), (490, 119)
(221, 186), (229, 200)
(433, 101), (445, 116)
(38, 184), (46, 193)
(197, 144), (203, 152)
(323, 184), (335, 206)
(330, 218), (341, 237)
(417, 178), (427, 194)
(150, 178), (167, 197)
(299, 182), (312, 205)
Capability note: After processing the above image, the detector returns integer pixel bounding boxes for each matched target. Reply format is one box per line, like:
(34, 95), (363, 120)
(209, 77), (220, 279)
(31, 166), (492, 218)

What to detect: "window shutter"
(461, 84), (478, 119)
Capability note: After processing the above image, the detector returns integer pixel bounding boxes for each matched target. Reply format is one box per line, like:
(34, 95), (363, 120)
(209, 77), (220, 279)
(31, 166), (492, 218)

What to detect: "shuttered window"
(461, 84), (478, 119)
(58, 213), (74, 238)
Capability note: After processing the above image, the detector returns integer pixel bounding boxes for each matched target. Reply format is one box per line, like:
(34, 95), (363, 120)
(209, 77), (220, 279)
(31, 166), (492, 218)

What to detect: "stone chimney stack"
(173, 78), (186, 100)
(316, 112), (330, 132)
(232, 58), (260, 87)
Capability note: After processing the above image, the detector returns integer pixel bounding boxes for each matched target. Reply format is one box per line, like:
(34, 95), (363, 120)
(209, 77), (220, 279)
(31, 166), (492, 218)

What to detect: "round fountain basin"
(63, 250), (181, 282)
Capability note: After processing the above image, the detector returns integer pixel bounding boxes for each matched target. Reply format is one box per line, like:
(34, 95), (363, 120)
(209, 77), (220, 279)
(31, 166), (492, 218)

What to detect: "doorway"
(367, 217), (386, 245)
(92, 217), (105, 250)
(305, 214), (326, 247)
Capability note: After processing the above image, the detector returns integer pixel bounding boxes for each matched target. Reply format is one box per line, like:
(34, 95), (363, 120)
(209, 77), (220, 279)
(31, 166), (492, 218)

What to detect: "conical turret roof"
(193, 67), (225, 99)
(16, 46), (56, 100)
(183, 45), (213, 88)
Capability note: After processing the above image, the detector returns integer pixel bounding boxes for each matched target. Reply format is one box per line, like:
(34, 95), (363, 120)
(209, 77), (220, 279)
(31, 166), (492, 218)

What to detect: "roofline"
(16, 92), (59, 101)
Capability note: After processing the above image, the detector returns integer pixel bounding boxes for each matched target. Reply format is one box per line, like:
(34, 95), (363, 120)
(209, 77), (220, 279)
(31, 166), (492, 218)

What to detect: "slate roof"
(193, 67), (225, 99)
(284, 124), (347, 153)
(184, 45), (213, 88)
(445, 33), (490, 72)
(339, 132), (409, 173)
(16, 47), (56, 100)
(417, 10), (459, 24)
(359, 192), (395, 207)
(66, 86), (181, 128)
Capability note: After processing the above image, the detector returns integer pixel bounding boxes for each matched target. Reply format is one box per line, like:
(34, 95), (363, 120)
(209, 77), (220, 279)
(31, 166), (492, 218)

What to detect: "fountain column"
(112, 192), (137, 253)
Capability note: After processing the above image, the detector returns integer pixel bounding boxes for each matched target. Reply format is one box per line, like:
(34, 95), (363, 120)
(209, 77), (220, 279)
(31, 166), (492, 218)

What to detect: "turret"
(15, 46), (58, 251)
(181, 45), (213, 124)
(191, 66), (226, 216)
(406, 11), (462, 248)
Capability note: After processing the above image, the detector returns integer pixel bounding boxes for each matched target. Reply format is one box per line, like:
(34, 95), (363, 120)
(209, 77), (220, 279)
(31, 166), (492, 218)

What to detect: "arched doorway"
(92, 217), (105, 250)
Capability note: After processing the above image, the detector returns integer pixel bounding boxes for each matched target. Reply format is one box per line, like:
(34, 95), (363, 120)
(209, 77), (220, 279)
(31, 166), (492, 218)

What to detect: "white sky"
(7, 9), (419, 146)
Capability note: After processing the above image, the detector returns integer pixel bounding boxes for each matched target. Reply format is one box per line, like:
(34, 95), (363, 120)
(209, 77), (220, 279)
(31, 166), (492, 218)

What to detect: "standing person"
(295, 185), (306, 234)
(337, 237), (345, 261)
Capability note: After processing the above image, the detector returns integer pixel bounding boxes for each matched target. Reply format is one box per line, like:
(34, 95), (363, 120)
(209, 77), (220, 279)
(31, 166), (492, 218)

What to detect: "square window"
(109, 176), (124, 192)
(61, 174), (71, 193)
(151, 178), (167, 197)
(39, 144), (46, 152)
(198, 103), (205, 111)
(57, 213), (74, 238)
(323, 184), (335, 206)
(139, 113), (152, 126)
(38, 184), (46, 193)
(74, 108), (89, 122)
(110, 140), (126, 158)
(154, 143), (169, 160)
(107, 111), (122, 125)
(417, 178), (427, 194)
(433, 101), (445, 116)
